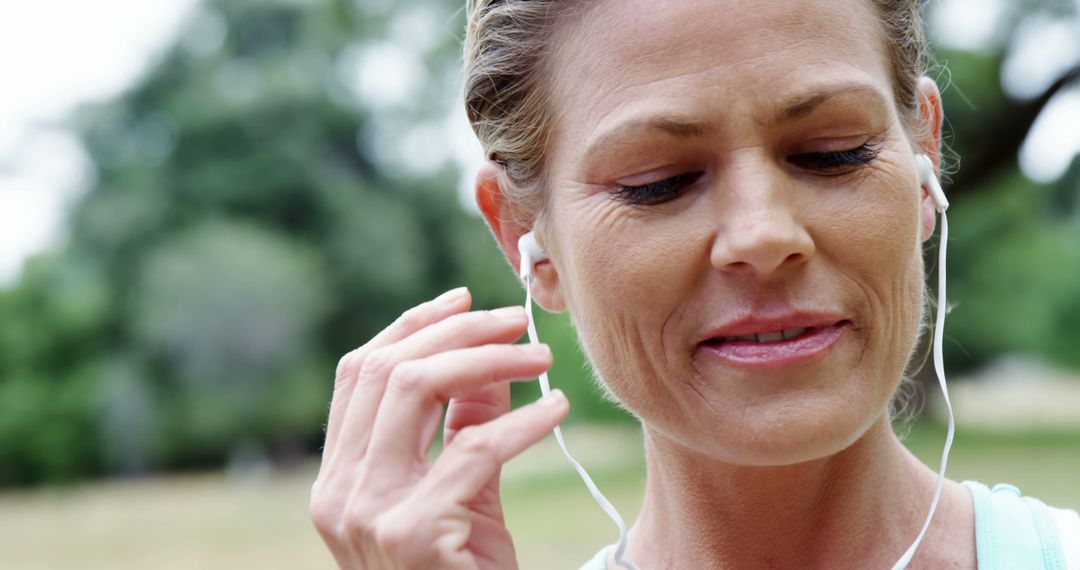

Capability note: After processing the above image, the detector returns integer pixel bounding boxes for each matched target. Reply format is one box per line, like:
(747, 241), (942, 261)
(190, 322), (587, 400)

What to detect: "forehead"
(546, 0), (895, 148)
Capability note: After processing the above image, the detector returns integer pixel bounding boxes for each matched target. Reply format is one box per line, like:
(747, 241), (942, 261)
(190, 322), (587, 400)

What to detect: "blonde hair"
(463, 0), (932, 213)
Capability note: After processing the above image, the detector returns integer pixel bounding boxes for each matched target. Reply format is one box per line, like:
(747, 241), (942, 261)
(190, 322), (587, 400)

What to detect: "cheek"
(813, 161), (923, 300)
(550, 190), (705, 311)
(548, 193), (711, 403)
(812, 169), (927, 380)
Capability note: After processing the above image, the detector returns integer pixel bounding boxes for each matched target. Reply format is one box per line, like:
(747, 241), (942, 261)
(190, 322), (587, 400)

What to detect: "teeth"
(782, 327), (807, 340)
(722, 327), (808, 344)
(755, 331), (785, 343)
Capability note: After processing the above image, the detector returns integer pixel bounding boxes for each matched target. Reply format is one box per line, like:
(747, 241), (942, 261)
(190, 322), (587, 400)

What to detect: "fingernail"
(490, 306), (525, 318)
(436, 287), (468, 303)
(539, 389), (566, 407)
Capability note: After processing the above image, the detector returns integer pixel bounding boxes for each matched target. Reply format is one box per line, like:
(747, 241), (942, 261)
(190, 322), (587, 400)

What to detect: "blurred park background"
(0, 0), (1078, 568)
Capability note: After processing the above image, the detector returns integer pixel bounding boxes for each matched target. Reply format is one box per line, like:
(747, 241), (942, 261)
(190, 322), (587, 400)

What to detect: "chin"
(662, 388), (889, 467)
(733, 421), (872, 467)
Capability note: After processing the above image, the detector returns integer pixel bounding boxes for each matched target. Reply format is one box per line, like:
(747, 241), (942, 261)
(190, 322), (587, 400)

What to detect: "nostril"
(784, 251), (808, 265)
(710, 224), (815, 276)
(717, 253), (808, 276)
(727, 260), (752, 270)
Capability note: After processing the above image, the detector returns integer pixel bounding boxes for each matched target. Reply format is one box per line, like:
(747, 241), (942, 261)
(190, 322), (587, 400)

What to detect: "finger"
(416, 390), (568, 505)
(442, 382), (512, 520)
(366, 343), (552, 470)
(444, 382), (511, 447)
(323, 287), (472, 455)
(331, 307), (530, 464)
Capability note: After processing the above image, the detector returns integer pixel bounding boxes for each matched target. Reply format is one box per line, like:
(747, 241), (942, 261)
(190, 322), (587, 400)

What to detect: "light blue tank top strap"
(963, 480), (1068, 570)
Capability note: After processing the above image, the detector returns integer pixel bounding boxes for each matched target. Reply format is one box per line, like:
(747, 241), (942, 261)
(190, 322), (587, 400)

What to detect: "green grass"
(0, 422), (1075, 569)
(0, 468), (337, 570)
(901, 422), (1080, 510)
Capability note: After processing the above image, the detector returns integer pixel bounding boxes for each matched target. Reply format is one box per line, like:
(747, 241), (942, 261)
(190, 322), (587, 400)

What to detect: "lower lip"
(696, 323), (850, 368)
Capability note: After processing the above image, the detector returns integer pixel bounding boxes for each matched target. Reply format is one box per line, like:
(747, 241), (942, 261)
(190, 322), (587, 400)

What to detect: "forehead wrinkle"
(552, 0), (879, 93)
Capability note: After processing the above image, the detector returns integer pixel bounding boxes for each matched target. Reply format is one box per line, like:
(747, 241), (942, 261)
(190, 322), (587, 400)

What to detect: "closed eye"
(788, 142), (883, 173)
(612, 141), (880, 205)
(613, 171), (704, 206)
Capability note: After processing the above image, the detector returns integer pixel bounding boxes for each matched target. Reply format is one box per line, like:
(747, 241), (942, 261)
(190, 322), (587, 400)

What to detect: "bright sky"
(0, 0), (202, 285)
(0, 0), (1077, 288)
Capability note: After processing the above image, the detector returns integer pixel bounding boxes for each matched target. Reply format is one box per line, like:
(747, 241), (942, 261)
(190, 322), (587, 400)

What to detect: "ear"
(475, 162), (567, 312)
(915, 77), (944, 243)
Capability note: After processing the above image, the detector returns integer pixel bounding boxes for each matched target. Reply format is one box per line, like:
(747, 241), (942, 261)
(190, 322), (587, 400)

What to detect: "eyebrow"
(582, 82), (889, 158)
(584, 116), (715, 158)
(776, 82), (890, 122)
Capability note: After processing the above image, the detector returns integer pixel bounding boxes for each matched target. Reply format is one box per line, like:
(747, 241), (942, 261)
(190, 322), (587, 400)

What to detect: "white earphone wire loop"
(523, 276), (639, 570)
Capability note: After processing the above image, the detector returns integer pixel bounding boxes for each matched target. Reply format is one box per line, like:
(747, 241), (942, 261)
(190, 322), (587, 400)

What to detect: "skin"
(311, 293), (569, 569)
(312, 0), (975, 568)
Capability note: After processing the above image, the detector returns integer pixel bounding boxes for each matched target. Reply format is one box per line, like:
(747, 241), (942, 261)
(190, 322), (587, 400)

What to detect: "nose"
(709, 168), (815, 277)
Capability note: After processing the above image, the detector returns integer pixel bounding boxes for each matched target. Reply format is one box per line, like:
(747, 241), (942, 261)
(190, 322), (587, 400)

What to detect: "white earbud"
(517, 232), (547, 279)
(916, 154), (949, 212)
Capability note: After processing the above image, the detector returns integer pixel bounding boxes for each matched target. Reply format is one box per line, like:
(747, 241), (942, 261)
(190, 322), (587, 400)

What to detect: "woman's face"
(536, 0), (938, 465)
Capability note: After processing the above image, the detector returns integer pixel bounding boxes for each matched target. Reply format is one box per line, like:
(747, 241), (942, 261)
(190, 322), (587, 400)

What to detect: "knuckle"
(387, 361), (425, 394)
(335, 349), (361, 382)
(343, 503), (374, 535)
(358, 346), (395, 384)
(308, 495), (341, 534)
(451, 425), (497, 459)
(394, 305), (426, 331)
(372, 513), (414, 557)
(343, 503), (387, 551)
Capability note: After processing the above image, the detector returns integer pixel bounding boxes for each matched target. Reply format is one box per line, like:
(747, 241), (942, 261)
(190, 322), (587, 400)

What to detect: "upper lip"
(696, 312), (852, 344)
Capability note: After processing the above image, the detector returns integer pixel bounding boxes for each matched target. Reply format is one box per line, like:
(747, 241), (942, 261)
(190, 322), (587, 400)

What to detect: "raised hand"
(310, 287), (568, 569)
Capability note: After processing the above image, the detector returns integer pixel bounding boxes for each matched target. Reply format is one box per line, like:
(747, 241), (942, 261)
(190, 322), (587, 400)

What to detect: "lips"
(696, 314), (853, 368)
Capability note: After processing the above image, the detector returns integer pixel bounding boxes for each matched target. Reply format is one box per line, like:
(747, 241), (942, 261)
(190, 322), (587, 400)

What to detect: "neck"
(624, 414), (936, 569)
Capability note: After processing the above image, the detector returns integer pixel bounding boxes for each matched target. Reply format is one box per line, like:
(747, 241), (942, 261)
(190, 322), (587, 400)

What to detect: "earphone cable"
(524, 277), (640, 570)
(891, 210), (955, 570)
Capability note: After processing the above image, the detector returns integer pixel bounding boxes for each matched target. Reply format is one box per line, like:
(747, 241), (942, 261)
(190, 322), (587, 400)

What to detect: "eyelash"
(788, 141), (884, 172)
(613, 171), (704, 206)
(612, 142), (884, 206)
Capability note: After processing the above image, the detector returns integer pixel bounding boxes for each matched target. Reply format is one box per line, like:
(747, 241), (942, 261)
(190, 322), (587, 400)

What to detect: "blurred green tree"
(0, 0), (531, 485)
(0, 0), (1077, 487)
(929, 1), (1080, 372)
